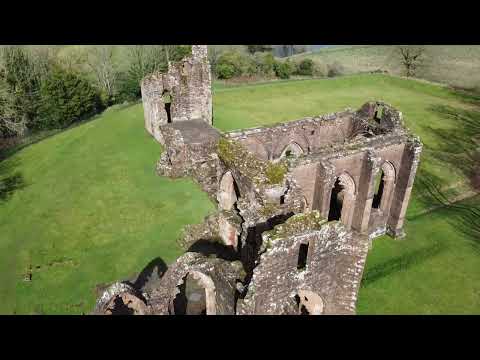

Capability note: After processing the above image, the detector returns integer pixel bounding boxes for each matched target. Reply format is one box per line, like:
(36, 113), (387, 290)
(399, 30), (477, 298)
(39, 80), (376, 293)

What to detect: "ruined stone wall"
(93, 96), (421, 315)
(237, 215), (369, 315)
(147, 252), (241, 315)
(156, 120), (221, 199)
(225, 111), (358, 161)
(141, 45), (212, 144)
(285, 130), (421, 238)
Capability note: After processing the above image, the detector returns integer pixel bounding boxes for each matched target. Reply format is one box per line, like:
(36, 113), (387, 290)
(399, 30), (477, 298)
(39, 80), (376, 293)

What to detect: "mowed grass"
(294, 45), (480, 89)
(0, 104), (215, 314)
(1, 74), (479, 314)
(358, 195), (480, 314)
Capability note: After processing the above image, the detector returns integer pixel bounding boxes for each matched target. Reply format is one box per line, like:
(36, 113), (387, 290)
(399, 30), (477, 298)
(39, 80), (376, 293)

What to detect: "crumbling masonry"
(93, 45), (422, 315)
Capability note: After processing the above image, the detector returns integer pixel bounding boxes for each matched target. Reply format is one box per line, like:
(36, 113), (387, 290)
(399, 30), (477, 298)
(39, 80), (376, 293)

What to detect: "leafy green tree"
(215, 50), (256, 78)
(216, 63), (236, 79)
(253, 52), (276, 76)
(274, 60), (294, 79)
(296, 58), (315, 76)
(38, 66), (100, 129)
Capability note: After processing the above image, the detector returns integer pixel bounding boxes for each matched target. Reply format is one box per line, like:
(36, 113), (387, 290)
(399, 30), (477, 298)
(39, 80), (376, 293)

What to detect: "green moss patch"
(217, 137), (287, 186)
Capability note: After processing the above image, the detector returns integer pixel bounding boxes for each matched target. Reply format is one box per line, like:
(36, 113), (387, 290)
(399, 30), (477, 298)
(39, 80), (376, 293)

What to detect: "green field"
(294, 45), (480, 90)
(1, 74), (479, 314)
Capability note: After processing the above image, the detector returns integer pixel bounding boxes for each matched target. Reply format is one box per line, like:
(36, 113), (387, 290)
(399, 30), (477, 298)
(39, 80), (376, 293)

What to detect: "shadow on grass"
(444, 203), (480, 252)
(0, 157), (27, 202)
(132, 257), (168, 291)
(409, 101), (480, 220)
(411, 171), (480, 251)
(424, 104), (480, 188)
(361, 242), (448, 287)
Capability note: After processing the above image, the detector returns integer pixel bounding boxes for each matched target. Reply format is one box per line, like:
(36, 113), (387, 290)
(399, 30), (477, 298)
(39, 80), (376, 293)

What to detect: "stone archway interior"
(328, 173), (356, 227)
(172, 272), (216, 315)
(378, 161), (396, 212)
(280, 142), (304, 159)
(295, 290), (325, 315)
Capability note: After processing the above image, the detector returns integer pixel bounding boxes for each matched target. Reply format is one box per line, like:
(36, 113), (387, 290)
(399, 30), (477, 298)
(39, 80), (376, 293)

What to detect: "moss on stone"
(258, 203), (281, 218)
(265, 162), (288, 185)
(217, 137), (287, 186)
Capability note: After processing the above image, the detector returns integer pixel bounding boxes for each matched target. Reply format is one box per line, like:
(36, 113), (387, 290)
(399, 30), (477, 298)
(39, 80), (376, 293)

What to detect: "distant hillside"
(293, 45), (480, 89)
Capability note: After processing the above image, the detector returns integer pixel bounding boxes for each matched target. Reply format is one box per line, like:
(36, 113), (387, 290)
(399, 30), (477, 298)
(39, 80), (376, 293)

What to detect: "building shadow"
(131, 257), (168, 292)
(425, 104), (480, 187)
(443, 201), (480, 252)
(361, 242), (448, 287)
(187, 239), (239, 262)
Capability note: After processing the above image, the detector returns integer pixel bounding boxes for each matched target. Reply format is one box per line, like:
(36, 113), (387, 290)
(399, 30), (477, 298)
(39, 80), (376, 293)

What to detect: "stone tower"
(141, 45), (213, 144)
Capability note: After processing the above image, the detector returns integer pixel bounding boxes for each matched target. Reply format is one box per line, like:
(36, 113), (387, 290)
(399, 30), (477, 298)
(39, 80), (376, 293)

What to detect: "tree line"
(1, 45), (427, 143)
(0, 45), (191, 140)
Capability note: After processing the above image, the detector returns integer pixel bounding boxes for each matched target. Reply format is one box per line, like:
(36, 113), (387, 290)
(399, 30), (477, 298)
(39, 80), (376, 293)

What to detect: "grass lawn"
(294, 45), (480, 90)
(0, 104), (215, 314)
(1, 74), (479, 314)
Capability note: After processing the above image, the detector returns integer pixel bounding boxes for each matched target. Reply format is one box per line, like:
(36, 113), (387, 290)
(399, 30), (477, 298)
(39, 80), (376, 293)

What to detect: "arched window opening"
(280, 142), (304, 160)
(328, 178), (345, 221)
(372, 161), (396, 213)
(327, 173), (356, 228)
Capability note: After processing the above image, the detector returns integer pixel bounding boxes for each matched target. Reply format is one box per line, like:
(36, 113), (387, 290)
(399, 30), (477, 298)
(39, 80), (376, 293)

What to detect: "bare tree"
(397, 46), (425, 77)
(0, 82), (28, 136)
(87, 46), (118, 101)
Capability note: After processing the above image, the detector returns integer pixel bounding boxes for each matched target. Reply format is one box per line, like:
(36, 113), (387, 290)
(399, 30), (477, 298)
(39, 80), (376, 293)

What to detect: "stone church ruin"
(93, 45), (422, 315)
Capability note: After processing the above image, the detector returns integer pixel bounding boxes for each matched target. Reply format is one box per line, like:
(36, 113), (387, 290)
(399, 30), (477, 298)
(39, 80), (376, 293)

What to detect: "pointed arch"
(372, 161), (396, 213)
(328, 172), (356, 229)
(280, 142), (304, 159)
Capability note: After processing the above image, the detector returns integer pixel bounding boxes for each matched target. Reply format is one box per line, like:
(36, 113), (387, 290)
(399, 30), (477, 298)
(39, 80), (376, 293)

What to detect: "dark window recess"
(372, 171), (385, 209)
(297, 243), (309, 270)
(328, 179), (344, 221)
(165, 103), (172, 123)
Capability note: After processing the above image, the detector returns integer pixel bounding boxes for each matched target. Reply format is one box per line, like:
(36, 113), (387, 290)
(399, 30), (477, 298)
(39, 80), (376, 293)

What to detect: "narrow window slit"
(297, 243), (309, 270)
